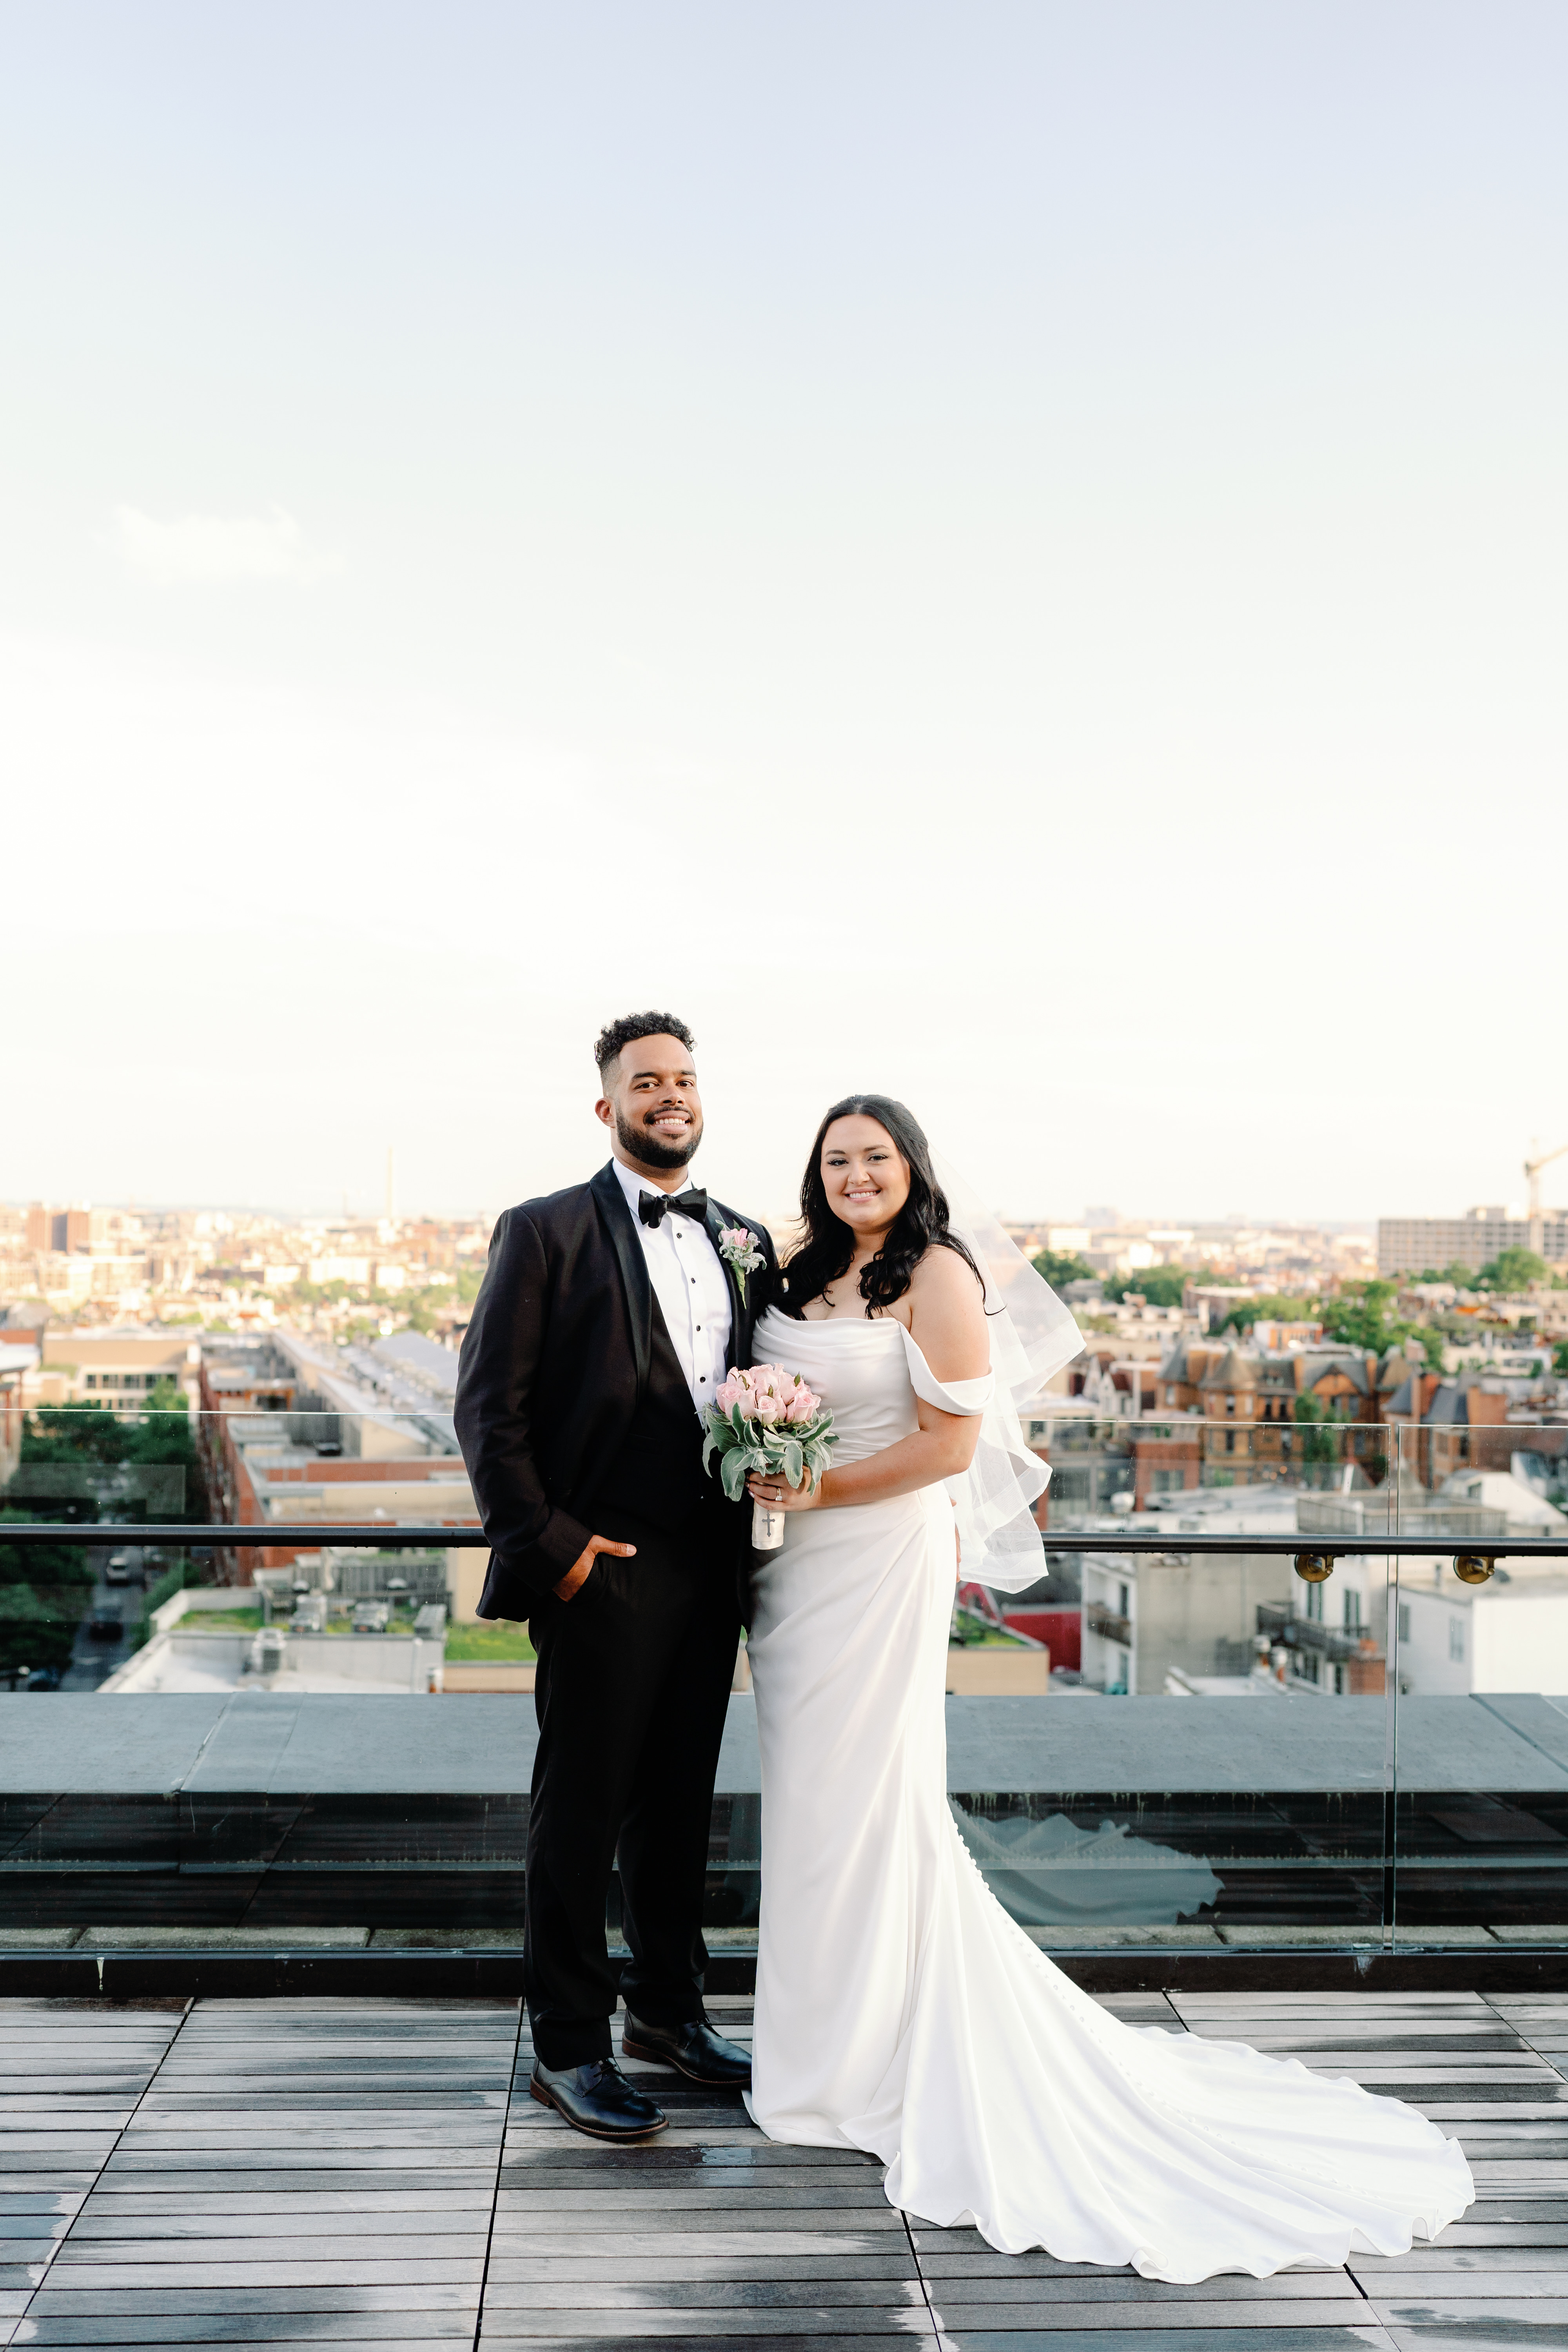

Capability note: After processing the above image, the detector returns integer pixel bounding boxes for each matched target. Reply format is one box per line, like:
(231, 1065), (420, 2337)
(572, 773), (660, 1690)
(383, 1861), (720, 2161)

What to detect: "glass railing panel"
(1389, 1400), (1568, 1953)
(0, 1397), (478, 1691)
(0, 1394), (507, 1945)
(958, 1406), (1396, 1953)
(0, 1382), (1465, 1957)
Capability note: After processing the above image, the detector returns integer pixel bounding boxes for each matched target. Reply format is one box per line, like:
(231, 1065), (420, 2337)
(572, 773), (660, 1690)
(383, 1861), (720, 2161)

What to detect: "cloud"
(113, 502), (336, 584)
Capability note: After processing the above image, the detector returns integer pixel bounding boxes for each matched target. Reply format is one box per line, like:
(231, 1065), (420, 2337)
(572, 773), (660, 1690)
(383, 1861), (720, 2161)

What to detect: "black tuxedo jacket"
(453, 1161), (778, 1619)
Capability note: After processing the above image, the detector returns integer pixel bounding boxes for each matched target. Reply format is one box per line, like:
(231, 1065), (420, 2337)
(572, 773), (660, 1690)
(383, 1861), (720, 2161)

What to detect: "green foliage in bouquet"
(701, 1365), (838, 1502)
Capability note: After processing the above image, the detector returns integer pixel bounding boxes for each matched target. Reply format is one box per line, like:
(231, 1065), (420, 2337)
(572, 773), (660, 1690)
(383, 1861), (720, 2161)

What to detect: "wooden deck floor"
(0, 1989), (1561, 2350)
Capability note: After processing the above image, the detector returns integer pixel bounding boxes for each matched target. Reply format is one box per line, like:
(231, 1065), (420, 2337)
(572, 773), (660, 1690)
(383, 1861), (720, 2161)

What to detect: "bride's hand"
(746, 1471), (825, 1514)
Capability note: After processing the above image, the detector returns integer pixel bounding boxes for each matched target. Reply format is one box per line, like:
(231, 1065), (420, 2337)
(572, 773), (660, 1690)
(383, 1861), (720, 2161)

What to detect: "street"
(58, 1539), (145, 1691)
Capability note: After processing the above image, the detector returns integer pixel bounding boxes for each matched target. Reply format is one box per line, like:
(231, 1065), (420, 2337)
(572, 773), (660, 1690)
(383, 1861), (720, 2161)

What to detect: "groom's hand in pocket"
(553, 1532), (636, 1603)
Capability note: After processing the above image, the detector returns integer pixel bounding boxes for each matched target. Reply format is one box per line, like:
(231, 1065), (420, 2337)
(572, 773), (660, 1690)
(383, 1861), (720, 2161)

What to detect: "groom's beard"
(613, 1104), (701, 1172)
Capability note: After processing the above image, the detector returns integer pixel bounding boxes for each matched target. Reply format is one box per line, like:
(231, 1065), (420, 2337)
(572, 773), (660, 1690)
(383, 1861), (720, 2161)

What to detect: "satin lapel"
(706, 1202), (749, 1369)
(591, 1162), (652, 1396)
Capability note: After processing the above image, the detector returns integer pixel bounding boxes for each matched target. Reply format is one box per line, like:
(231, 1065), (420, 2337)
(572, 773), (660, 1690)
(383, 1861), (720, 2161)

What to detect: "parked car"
(350, 1599), (391, 1635)
(103, 1553), (136, 1586)
(86, 1609), (123, 1643)
(25, 1666), (62, 1692)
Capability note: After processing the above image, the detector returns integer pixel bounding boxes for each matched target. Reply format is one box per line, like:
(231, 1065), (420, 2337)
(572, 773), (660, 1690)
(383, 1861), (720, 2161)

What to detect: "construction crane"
(1524, 1140), (1568, 1256)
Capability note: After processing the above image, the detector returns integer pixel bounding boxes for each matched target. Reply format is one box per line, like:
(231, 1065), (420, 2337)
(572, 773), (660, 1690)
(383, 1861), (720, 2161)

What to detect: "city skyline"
(0, 1138), (1558, 1232)
(6, 1187), (1394, 1228)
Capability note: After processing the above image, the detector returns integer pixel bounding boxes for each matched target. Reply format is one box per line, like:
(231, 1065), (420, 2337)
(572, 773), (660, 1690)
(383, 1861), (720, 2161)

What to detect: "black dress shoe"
(529, 2056), (666, 2140)
(621, 2011), (752, 2087)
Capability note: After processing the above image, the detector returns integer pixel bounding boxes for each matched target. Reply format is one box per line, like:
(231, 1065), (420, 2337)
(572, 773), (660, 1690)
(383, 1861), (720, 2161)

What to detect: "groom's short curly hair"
(594, 1010), (696, 1085)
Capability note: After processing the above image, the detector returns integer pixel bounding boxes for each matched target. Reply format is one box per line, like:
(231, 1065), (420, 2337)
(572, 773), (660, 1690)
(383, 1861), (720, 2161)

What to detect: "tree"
(1103, 1266), (1189, 1308)
(23, 1400), (132, 1470)
(21, 1399), (206, 1525)
(1318, 1282), (1447, 1377)
(1033, 1250), (1096, 1289)
(1477, 1248), (1548, 1294)
(1218, 1293), (1320, 1334)
(0, 1510), (94, 1676)
(1321, 1280), (1399, 1352)
(1292, 1392), (1343, 1467)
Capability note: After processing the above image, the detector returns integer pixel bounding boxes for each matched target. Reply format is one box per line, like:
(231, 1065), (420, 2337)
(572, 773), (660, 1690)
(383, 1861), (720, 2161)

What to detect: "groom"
(453, 1012), (776, 2140)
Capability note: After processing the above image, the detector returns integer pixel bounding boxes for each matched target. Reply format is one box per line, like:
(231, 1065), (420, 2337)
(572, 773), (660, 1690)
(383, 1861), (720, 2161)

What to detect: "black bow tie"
(638, 1187), (708, 1229)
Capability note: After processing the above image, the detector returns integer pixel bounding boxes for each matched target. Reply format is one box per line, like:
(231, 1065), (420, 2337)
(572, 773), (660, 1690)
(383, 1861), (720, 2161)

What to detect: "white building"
(1392, 1557), (1568, 1698)
(104, 1588), (446, 1695)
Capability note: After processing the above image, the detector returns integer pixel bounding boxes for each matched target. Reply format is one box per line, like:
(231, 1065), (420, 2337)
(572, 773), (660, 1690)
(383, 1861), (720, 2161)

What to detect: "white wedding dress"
(742, 1305), (1473, 2284)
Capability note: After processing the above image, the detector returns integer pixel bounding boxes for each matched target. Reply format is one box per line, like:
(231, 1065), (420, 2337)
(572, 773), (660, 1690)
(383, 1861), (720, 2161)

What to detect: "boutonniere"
(717, 1225), (766, 1307)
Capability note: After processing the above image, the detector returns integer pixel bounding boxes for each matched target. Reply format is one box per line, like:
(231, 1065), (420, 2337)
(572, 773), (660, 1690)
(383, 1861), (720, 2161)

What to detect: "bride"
(739, 1093), (1472, 2284)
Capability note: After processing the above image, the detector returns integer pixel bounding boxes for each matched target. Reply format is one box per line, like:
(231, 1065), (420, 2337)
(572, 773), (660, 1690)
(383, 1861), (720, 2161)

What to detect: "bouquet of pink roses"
(702, 1363), (838, 1551)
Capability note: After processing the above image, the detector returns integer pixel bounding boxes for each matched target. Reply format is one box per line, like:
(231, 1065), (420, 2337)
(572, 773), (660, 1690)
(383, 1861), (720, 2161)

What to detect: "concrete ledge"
(15, 1689), (1568, 1793)
(1055, 1949), (1568, 1993)
(945, 1652), (1051, 1695)
(369, 1927), (523, 1949)
(1212, 1924), (1382, 1946)
(75, 1925), (372, 1949)
(0, 1951), (531, 2000)
(438, 1664), (536, 1693)
(0, 1944), (1563, 1999)
(0, 1947), (754, 1999)
(1028, 1924), (1223, 1947)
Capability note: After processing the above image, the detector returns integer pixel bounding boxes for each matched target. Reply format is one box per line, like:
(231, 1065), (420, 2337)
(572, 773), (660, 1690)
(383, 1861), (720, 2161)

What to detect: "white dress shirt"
(610, 1157), (734, 1413)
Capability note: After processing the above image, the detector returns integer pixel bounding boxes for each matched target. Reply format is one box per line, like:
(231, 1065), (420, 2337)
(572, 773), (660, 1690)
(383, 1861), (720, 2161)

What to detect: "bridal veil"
(931, 1150), (1084, 1593)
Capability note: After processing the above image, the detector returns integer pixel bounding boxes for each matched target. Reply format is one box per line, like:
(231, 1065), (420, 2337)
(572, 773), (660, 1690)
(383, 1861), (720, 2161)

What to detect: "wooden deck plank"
(29, 2286), (483, 2312)
(2, 1986), (1567, 2348)
(920, 2334), (1396, 2349)
(11, 1998), (512, 2351)
(478, 2318), (936, 2338)
(486, 2261), (924, 2283)
(481, 2282), (930, 2310)
(18, 2319), (474, 2343)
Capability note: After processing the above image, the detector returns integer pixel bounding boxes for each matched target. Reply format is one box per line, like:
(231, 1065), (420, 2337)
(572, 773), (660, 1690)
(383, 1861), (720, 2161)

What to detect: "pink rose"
(753, 1393), (781, 1424)
(785, 1389), (816, 1425)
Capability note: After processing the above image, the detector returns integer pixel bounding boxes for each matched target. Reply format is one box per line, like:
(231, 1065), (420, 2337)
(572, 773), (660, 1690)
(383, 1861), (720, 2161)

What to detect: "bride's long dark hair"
(779, 1093), (985, 1317)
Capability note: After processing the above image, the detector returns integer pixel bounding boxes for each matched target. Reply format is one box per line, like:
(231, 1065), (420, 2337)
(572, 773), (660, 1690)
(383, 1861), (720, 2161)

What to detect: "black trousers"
(524, 1502), (740, 2070)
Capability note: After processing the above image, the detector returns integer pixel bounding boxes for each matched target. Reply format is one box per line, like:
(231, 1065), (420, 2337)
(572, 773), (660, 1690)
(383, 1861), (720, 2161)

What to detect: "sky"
(3, 1), (1565, 1226)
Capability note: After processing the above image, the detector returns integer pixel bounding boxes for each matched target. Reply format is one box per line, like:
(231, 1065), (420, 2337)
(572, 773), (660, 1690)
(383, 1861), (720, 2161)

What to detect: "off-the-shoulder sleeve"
(900, 1326), (993, 1417)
